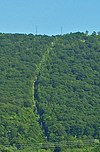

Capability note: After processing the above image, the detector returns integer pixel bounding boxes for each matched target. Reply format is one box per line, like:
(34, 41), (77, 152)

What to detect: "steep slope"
(35, 33), (100, 142)
(0, 32), (100, 151)
(0, 33), (53, 150)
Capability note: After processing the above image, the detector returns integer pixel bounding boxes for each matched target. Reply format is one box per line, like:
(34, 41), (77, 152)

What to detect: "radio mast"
(61, 26), (63, 35)
(36, 25), (38, 35)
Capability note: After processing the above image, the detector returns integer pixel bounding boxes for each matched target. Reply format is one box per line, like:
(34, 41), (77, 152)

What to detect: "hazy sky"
(0, 0), (100, 35)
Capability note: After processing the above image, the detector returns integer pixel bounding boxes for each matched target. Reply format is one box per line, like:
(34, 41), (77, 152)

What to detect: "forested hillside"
(0, 32), (100, 151)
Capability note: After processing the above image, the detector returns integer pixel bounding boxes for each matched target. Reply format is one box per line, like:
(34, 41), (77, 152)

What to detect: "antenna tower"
(36, 25), (38, 35)
(61, 26), (63, 35)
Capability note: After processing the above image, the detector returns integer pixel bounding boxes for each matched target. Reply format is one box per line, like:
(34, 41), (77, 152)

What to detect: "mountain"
(0, 32), (100, 151)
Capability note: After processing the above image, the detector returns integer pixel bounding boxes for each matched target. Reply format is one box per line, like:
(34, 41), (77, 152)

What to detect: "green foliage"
(35, 32), (100, 142)
(0, 32), (100, 151)
(0, 33), (53, 149)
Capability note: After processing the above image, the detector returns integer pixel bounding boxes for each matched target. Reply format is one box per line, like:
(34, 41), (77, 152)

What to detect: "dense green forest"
(0, 32), (100, 151)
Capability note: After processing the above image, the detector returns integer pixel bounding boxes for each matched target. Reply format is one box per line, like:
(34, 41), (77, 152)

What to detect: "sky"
(0, 0), (100, 35)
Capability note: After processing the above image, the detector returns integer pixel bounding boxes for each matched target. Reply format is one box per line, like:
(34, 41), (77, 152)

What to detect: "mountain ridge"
(0, 32), (100, 151)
